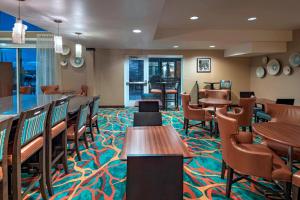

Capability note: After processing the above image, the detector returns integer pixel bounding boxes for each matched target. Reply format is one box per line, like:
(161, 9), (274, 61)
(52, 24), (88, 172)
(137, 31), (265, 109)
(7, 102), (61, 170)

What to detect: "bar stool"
(165, 82), (179, 109)
(0, 117), (13, 200)
(45, 97), (69, 195)
(87, 96), (100, 141)
(67, 103), (89, 161)
(10, 104), (50, 200)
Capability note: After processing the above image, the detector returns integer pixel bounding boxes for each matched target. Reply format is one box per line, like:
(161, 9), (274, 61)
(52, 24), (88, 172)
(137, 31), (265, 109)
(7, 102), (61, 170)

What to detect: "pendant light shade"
(12, 0), (27, 44)
(54, 19), (63, 53)
(75, 32), (82, 58)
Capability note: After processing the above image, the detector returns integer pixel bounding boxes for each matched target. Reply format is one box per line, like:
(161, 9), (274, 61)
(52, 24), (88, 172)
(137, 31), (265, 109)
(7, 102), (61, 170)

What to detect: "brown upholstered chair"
(67, 103), (89, 161)
(293, 171), (300, 199)
(9, 104), (50, 200)
(20, 86), (31, 94)
(181, 93), (213, 135)
(86, 96), (100, 141)
(0, 117), (13, 200)
(41, 85), (60, 94)
(79, 85), (88, 96)
(226, 97), (256, 131)
(216, 107), (292, 198)
(263, 103), (300, 161)
(205, 89), (229, 100)
(45, 97), (69, 195)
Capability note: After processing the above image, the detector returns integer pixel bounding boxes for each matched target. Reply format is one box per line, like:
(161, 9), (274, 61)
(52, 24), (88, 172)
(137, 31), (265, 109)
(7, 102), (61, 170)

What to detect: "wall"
(250, 30), (300, 105)
(95, 49), (251, 106)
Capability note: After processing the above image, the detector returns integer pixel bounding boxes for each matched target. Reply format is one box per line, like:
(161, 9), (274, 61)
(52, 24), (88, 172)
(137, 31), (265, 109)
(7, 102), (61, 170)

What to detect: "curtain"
(36, 34), (56, 95)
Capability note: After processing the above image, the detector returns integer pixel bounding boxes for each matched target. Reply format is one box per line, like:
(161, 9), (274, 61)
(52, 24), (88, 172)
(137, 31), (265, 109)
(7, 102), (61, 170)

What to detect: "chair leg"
(226, 167), (234, 198)
(185, 119), (189, 135)
(45, 138), (53, 196)
(89, 122), (95, 142)
(221, 159), (226, 179)
(209, 121), (213, 137)
(39, 148), (48, 199)
(183, 118), (187, 129)
(95, 118), (100, 134)
(62, 130), (69, 174)
(292, 185), (300, 200)
(75, 139), (81, 161)
(83, 132), (89, 149)
(249, 126), (252, 132)
(12, 155), (21, 200)
(175, 94), (178, 109)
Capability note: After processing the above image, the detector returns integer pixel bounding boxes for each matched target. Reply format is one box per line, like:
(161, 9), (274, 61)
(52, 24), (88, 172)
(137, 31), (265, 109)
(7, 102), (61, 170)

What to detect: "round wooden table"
(252, 122), (300, 170)
(199, 98), (232, 136)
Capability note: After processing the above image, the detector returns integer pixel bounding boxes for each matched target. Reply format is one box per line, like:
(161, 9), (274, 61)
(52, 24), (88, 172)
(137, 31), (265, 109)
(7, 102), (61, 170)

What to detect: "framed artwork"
(197, 58), (211, 73)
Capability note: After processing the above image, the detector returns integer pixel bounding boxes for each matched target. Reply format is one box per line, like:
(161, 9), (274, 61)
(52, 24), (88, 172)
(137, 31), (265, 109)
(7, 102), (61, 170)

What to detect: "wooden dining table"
(253, 122), (300, 170)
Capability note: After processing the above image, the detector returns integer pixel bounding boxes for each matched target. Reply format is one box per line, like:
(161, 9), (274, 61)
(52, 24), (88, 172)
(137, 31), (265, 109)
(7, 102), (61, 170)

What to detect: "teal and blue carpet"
(25, 108), (276, 200)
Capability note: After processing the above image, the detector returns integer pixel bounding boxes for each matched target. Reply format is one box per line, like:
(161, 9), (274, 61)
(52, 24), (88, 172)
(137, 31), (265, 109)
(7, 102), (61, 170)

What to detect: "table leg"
(162, 84), (166, 110)
(288, 146), (294, 170)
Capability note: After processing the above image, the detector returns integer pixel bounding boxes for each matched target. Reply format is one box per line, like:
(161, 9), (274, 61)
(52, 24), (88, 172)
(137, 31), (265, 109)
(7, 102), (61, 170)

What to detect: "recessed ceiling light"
(209, 45), (216, 48)
(132, 29), (142, 33)
(248, 17), (257, 21)
(190, 16), (199, 20)
(173, 45), (179, 48)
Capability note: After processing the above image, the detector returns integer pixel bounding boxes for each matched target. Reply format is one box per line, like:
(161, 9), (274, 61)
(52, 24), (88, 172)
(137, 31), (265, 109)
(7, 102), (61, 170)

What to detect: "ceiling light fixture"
(132, 29), (142, 33)
(173, 45), (179, 48)
(54, 19), (63, 54)
(209, 45), (216, 48)
(12, 0), (27, 44)
(248, 17), (257, 21)
(190, 16), (199, 20)
(75, 32), (82, 58)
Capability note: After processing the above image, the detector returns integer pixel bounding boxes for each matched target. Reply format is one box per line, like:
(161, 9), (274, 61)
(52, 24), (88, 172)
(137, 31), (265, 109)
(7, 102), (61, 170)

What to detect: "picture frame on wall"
(197, 58), (211, 73)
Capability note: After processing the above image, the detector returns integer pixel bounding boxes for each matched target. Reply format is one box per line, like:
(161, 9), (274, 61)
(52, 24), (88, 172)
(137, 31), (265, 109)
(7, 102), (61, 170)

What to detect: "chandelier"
(54, 19), (63, 53)
(75, 32), (82, 58)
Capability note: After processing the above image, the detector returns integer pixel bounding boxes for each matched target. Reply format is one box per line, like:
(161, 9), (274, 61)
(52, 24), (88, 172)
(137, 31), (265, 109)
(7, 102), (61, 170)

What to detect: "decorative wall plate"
(70, 57), (85, 68)
(289, 53), (300, 67)
(267, 59), (281, 76)
(61, 45), (71, 56)
(262, 56), (268, 65)
(283, 66), (292, 76)
(256, 66), (265, 78)
(60, 59), (68, 67)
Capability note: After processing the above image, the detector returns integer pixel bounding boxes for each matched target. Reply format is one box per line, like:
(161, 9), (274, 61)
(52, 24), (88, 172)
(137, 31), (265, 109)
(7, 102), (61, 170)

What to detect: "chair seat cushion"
(51, 121), (67, 138)
(8, 136), (43, 165)
(166, 89), (177, 94)
(150, 89), (162, 94)
(67, 125), (86, 140)
(293, 171), (300, 187)
(256, 111), (272, 121)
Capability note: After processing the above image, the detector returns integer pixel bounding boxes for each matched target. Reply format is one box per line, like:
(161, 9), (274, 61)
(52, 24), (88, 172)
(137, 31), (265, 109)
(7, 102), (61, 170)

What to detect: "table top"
(120, 126), (193, 160)
(204, 82), (220, 85)
(253, 122), (300, 148)
(0, 94), (93, 119)
(199, 98), (232, 106)
(256, 98), (275, 106)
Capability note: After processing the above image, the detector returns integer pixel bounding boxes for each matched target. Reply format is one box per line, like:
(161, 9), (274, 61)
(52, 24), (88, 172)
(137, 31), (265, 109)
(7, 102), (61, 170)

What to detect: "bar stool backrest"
(77, 103), (89, 131)
(50, 97), (69, 127)
(0, 118), (13, 162)
(91, 96), (100, 117)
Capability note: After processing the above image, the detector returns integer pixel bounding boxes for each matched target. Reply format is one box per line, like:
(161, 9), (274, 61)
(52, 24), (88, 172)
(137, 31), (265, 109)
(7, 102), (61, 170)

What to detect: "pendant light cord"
(18, 0), (21, 20)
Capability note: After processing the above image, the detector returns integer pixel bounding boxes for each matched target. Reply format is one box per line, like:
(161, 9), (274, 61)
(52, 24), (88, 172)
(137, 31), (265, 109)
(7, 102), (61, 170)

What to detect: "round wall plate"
(60, 59), (68, 67)
(267, 59), (281, 76)
(256, 66), (265, 78)
(283, 66), (292, 76)
(70, 57), (85, 68)
(289, 53), (300, 67)
(262, 56), (268, 65)
(61, 45), (71, 56)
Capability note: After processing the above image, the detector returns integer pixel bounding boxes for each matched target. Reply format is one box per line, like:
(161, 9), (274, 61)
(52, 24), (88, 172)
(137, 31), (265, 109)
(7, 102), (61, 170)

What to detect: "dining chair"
(45, 97), (69, 195)
(79, 85), (88, 96)
(67, 103), (89, 161)
(189, 81), (200, 108)
(87, 96), (100, 141)
(181, 93), (213, 135)
(10, 104), (50, 200)
(216, 107), (292, 199)
(20, 86), (32, 94)
(126, 155), (183, 200)
(205, 90), (229, 100)
(138, 101), (159, 112)
(41, 85), (60, 94)
(165, 82), (179, 109)
(133, 112), (162, 126)
(0, 117), (13, 200)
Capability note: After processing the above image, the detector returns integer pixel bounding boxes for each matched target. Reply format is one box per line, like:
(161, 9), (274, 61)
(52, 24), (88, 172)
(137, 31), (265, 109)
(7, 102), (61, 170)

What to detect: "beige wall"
(95, 49), (251, 106)
(250, 30), (300, 105)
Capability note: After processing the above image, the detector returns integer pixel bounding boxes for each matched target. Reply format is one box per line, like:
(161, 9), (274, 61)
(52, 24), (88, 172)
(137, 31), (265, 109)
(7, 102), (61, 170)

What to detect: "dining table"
(252, 122), (300, 170)
(204, 81), (220, 90)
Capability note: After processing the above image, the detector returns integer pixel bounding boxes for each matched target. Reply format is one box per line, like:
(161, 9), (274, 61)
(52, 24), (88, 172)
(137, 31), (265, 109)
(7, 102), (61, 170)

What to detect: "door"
(124, 57), (148, 107)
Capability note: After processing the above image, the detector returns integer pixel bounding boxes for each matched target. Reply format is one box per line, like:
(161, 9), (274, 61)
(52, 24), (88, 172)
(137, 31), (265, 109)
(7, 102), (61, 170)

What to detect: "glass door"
(124, 57), (148, 107)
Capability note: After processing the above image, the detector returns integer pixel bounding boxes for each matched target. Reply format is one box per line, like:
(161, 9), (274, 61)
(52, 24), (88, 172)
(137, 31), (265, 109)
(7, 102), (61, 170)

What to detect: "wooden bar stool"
(0, 117), (13, 200)
(9, 104), (50, 200)
(165, 82), (179, 110)
(45, 97), (69, 196)
(87, 96), (100, 141)
(67, 103), (89, 161)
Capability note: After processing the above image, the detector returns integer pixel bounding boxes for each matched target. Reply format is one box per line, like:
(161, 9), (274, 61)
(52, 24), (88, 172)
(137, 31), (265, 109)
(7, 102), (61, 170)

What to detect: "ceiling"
(1, 0), (300, 55)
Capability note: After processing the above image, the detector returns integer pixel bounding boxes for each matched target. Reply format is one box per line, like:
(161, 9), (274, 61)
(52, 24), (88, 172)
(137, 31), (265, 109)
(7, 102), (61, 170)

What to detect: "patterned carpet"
(24, 108), (277, 200)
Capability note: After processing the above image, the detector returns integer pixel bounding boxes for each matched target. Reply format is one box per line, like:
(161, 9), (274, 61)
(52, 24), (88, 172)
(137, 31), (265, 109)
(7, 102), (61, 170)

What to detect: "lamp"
(54, 19), (63, 53)
(12, 0), (27, 44)
(75, 32), (82, 58)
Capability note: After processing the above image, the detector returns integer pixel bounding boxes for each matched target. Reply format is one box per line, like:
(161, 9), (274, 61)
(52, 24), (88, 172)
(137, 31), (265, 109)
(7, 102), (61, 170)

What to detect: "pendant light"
(75, 32), (82, 58)
(12, 0), (28, 44)
(54, 19), (63, 53)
